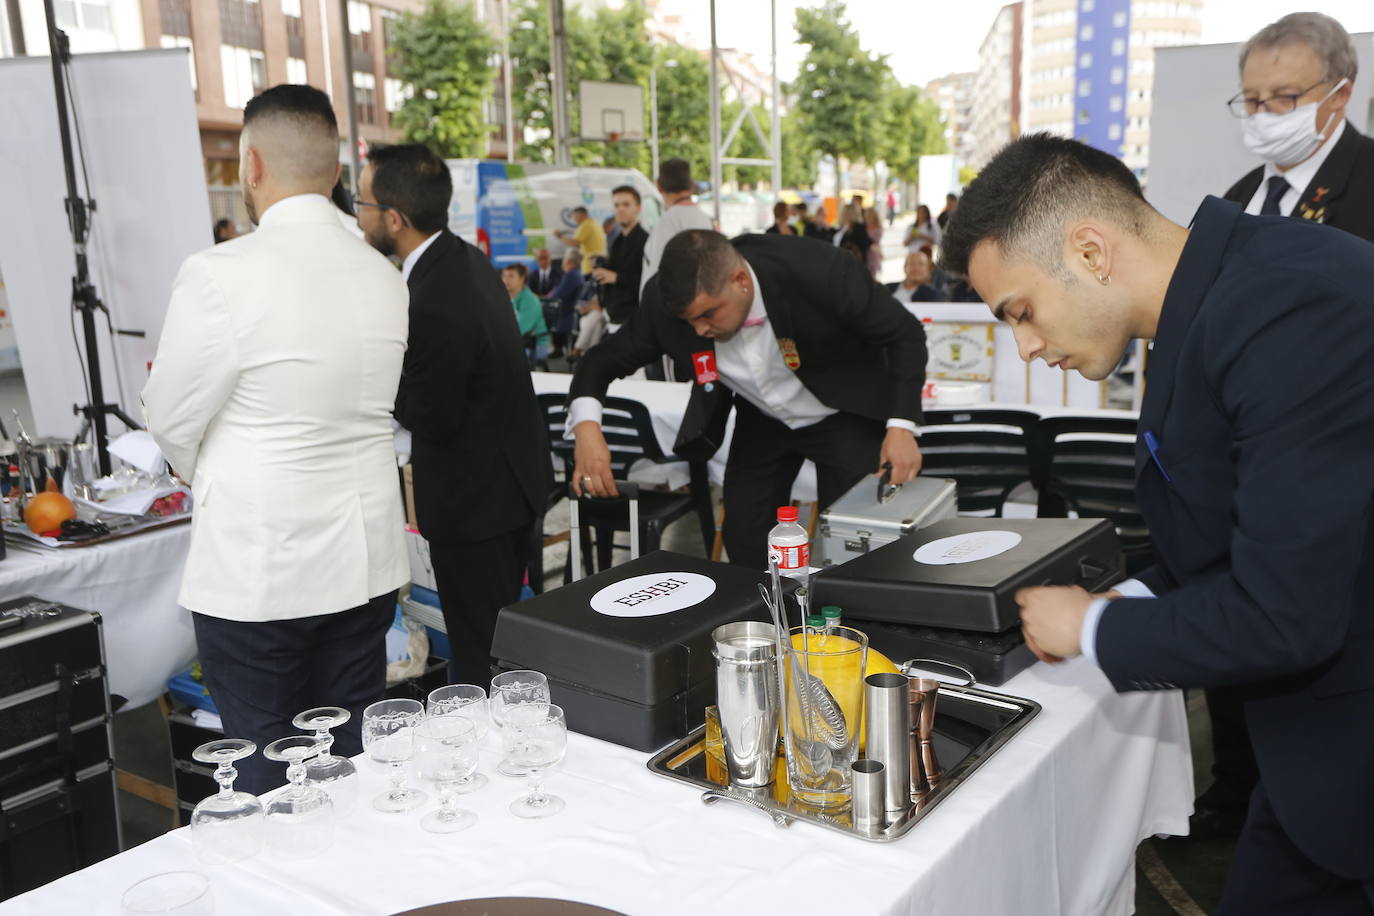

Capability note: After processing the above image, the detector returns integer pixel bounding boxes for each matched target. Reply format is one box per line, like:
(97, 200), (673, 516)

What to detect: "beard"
(364, 222), (396, 258)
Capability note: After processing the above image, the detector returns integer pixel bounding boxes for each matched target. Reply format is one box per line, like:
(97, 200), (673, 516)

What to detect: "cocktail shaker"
(711, 621), (781, 789)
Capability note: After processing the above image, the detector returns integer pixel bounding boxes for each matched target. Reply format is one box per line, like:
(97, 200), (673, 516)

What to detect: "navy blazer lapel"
(1136, 197), (1242, 476)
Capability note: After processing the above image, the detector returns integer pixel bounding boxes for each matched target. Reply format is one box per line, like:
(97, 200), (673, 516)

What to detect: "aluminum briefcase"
(817, 475), (958, 567)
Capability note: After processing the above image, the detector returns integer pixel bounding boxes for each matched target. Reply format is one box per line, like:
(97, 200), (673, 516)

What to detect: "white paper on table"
(190, 709), (223, 731)
(108, 430), (166, 475)
(77, 484), (188, 516)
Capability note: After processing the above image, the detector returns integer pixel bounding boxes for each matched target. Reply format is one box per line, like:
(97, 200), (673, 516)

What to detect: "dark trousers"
(1219, 781), (1374, 914)
(191, 590), (397, 795)
(430, 524), (533, 685)
(1202, 686), (1260, 811)
(722, 402), (883, 570)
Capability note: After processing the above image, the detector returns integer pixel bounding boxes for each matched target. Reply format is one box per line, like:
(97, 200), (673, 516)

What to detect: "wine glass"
(261, 736), (334, 860)
(189, 739), (264, 865)
(506, 704), (568, 819)
(426, 685), (490, 793)
(415, 715), (480, 834)
(292, 707), (359, 816)
(489, 670), (550, 777)
(362, 698), (428, 813)
(120, 871), (214, 915)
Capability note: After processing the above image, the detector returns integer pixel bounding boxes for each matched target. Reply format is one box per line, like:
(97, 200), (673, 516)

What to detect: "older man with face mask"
(944, 132), (1374, 914)
(1223, 12), (1374, 243)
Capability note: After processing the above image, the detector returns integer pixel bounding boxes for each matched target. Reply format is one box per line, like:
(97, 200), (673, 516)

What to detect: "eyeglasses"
(1227, 80), (1329, 118)
(352, 195), (410, 227)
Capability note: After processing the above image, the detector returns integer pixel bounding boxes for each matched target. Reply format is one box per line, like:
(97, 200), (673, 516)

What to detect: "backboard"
(578, 80), (645, 142)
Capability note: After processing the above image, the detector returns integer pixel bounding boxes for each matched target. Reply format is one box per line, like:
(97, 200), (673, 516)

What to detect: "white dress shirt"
(401, 231), (441, 283)
(568, 265), (919, 436)
(1243, 119), (1346, 216)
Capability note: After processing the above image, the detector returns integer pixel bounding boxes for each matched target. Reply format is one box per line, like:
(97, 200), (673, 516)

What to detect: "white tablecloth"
(2, 658), (1191, 916)
(0, 524), (193, 708)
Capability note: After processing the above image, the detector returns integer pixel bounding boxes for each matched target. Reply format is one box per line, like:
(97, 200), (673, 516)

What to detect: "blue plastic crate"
(167, 668), (218, 715)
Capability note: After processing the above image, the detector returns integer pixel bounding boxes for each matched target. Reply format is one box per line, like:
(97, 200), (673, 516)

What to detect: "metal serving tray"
(645, 683), (1040, 843)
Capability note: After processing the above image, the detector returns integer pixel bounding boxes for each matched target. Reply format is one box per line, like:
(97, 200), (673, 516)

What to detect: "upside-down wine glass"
(189, 739), (264, 865)
(262, 735), (335, 860)
(292, 706), (359, 816)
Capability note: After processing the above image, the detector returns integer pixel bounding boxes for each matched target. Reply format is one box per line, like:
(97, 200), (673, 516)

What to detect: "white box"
(405, 527), (437, 591)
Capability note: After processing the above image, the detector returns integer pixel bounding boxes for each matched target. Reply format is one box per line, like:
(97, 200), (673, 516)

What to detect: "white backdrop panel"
(0, 49), (209, 437)
(1148, 34), (1374, 226)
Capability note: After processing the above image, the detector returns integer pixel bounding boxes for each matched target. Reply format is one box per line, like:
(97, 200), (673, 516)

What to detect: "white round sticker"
(590, 572), (717, 618)
(913, 530), (1023, 565)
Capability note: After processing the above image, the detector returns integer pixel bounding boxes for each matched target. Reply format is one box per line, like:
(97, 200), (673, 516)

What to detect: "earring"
(1098, 273), (1111, 286)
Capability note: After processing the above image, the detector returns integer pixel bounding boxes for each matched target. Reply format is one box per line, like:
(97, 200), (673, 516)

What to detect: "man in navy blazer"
(943, 133), (1374, 912)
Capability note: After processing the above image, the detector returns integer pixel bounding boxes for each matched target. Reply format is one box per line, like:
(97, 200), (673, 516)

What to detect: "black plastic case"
(491, 551), (775, 752)
(810, 518), (1124, 633)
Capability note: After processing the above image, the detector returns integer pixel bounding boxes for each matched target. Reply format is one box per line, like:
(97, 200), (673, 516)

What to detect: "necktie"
(1260, 175), (1290, 216)
(742, 317), (767, 328)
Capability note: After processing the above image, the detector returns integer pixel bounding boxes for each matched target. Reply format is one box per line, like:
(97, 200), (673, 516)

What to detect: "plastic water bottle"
(768, 506), (810, 587)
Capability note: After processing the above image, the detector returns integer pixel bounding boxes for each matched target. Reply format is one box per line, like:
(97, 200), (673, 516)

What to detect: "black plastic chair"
(1030, 415), (1155, 574)
(917, 409), (1040, 515)
(535, 393), (715, 577)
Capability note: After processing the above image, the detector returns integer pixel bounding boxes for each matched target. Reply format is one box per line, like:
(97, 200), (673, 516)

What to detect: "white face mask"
(1241, 78), (1348, 167)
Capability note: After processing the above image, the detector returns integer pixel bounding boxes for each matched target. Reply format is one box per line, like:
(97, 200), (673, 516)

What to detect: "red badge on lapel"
(691, 351), (719, 385)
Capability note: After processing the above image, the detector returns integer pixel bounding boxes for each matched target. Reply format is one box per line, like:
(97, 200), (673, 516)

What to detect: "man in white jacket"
(143, 85), (409, 793)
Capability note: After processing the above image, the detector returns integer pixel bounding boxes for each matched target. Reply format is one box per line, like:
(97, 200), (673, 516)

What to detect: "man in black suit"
(569, 230), (927, 570)
(1205, 12), (1374, 840)
(945, 132), (1374, 912)
(357, 144), (553, 683)
(591, 185), (649, 331)
(1222, 13), (1374, 246)
(528, 248), (563, 297)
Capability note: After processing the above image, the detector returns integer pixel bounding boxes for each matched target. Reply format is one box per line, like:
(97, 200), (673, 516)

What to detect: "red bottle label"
(769, 542), (809, 571)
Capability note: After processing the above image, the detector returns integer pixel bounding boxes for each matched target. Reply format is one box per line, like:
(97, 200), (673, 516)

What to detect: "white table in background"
(1, 658), (1190, 916)
(0, 523), (193, 709)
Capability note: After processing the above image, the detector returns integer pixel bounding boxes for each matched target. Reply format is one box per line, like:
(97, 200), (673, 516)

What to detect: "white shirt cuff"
(1113, 577), (1155, 598)
(1079, 578), (1155, 667)
(885, 418), (919, 435)
(565, 396), (603, 439)
(1080, 597), (1112, 667)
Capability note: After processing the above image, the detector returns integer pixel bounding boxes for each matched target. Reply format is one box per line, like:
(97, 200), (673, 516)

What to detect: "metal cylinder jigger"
(850, 759), (885, 831)
(864, 672), (913, 816)
(711, 622), (781, 788)
(908, 677), (942, 794)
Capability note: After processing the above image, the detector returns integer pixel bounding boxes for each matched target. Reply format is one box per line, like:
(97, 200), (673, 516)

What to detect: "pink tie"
(743, 317), (766, 328)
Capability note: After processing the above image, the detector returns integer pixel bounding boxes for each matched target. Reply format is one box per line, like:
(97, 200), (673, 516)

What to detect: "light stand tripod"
(41, 0), (140, 478)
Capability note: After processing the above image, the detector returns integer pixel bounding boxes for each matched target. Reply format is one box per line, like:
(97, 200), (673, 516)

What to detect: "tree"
(387, 0), (497, 158)
(792, 0), (890, 203)
(877, 80), (947, 185)
(780, 108), (820, 190)
(651, 43), (711, 181)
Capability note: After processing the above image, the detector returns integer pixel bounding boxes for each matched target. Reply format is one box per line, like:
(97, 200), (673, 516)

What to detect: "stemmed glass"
(489, 670), (550, 777)
(292, 707), (359, 816)
(362, 698), (428, 813)
(415, 715), (480, 834)
(506, 703), (569, 819)
(261, 735), (335, 859)
(426, 685), (490, 793)
(189, 739), (264, 865)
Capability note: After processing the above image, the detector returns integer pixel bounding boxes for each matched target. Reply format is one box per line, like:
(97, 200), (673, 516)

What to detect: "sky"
(662, 0), (1374, 90)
